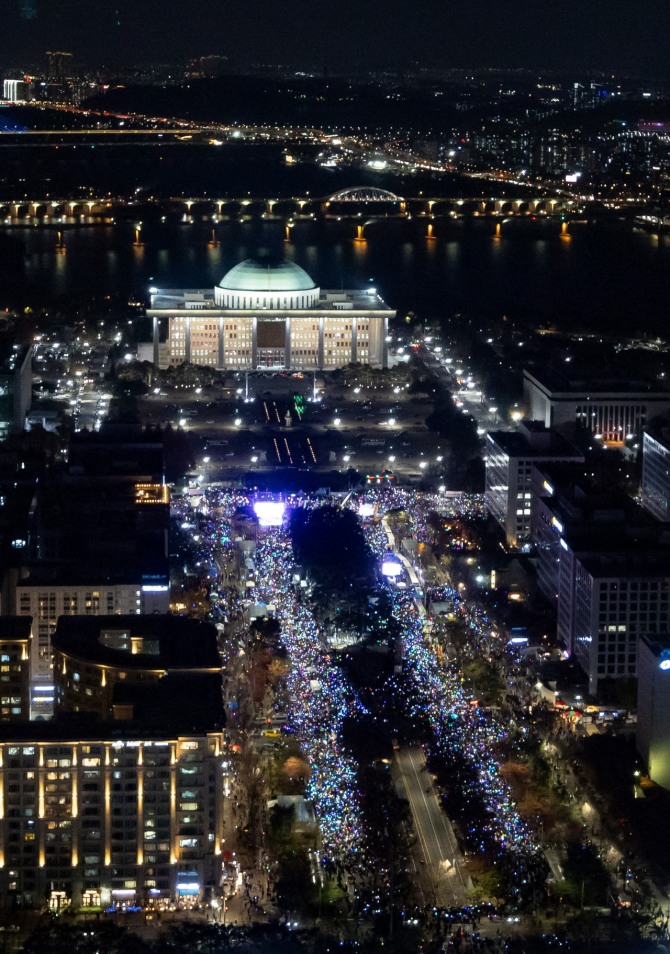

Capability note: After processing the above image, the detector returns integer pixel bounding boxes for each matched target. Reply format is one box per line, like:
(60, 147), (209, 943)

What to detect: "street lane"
(394, 746), (469, 906)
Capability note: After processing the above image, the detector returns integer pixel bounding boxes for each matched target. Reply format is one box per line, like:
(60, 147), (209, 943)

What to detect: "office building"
(15, 433), (170, 719)
(147, 253), (394, 371)
(530, 466), (670, 694)
(523, 368), (670, 442)
(485, 421), (582, 547)
(530, 464), (655, 606)
(637, 634), (670, 791)
(641, 428), (670, 521)
(0, 341), (32, 439)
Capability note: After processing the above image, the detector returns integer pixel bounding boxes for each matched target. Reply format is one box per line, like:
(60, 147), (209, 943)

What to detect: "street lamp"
(333, 417), (341, 427)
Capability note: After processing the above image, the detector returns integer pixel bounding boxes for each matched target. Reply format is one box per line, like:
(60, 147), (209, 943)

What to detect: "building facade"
(0, 615), (225, 911)
(523, 368), (670, 443)
(566, 551), (670, 695)
(0, 618), (31, 722)
(51, 615), (222, 721)
(0, 727), (225, 910)
(641, 429), (670, 521)
(17, 584), (170, 721)
(529, 466), (670, 694)
(2, 80), (29, 103)
(0, 343), (32, 439)
(484, 422), (583, 548)
(147, 255), (395, 371)
(637, 635), (670, 791)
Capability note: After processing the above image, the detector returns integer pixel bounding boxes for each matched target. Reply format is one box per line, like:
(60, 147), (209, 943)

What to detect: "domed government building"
(146, 253), (395, 370)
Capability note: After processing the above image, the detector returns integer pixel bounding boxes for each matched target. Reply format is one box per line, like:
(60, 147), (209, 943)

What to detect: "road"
(393, 746), (470, 906)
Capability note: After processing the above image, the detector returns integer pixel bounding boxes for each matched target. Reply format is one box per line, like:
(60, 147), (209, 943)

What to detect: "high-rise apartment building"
(0, 615), (225, 911)
(46, 51), (73, 84)
(2, 80), (29, 103)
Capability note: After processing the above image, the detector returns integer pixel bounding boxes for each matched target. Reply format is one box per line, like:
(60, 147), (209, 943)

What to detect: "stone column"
(285, 317), (291, 369)
(251, 317), (258, 369)
(218, 317), (225, 369)
(318, 317), (325, 369)
(185, 317), (191, 364)
(351, 316), (358, 364)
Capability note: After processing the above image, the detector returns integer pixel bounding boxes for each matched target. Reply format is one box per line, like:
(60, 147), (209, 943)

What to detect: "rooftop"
(535, 462), (666, 556)
(149, 287), (393, 312)
(578, 548), (670, 578)
(52, 615), (220, 671)
(218, 255), (315, 293)
(0, 617), (32, 641)
(487, 425), (582, 459)
(524, 366), (670, 396)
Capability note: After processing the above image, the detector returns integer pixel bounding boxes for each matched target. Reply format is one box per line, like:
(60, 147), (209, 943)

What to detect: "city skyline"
(2, 0), (670, 76)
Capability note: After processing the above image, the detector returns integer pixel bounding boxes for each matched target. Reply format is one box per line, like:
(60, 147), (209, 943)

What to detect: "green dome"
(219, 256), (315, 293)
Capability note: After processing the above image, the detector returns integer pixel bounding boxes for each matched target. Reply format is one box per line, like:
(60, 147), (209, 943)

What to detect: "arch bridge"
(322, 187), (406, 214)
(326, 187), (404, 203)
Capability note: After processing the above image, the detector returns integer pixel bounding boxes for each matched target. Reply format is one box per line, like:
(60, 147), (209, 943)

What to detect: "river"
(1, 214), (669, 337)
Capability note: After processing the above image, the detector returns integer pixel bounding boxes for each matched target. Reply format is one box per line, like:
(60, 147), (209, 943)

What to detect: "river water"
(2, 214), (669, 337)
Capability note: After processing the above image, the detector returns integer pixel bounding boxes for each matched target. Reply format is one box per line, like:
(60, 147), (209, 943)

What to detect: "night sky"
(2, 0), (669, 75)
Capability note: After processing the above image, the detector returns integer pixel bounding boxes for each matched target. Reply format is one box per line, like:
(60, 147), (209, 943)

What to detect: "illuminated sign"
(253, 500), (285, 527)
(359, 503), (375, 518)
(551, 516), (564, 534)
(659, 649), (670, 671)
(381, 558), (402, 578)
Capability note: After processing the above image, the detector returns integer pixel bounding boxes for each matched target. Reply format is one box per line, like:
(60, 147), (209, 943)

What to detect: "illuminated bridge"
(325, 187), (404, 204)
(0, 192), (580, 225)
